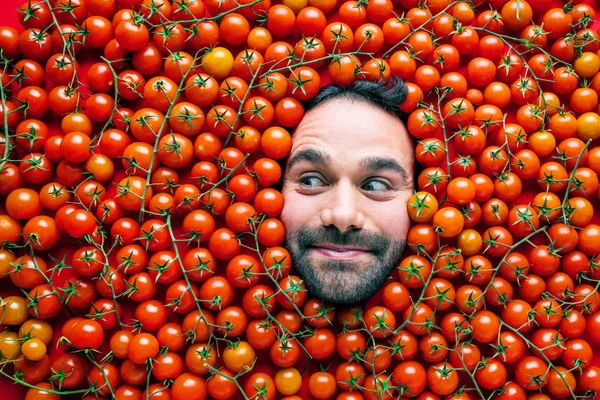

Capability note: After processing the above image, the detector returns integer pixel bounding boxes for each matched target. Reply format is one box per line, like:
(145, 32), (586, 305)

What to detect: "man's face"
(280, 97), (415, 305)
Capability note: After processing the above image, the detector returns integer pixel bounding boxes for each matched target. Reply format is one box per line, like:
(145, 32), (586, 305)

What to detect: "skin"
(281, 96), (415, 304)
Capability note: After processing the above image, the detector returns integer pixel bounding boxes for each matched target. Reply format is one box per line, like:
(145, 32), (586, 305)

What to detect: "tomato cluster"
(1, 0), (600, 399)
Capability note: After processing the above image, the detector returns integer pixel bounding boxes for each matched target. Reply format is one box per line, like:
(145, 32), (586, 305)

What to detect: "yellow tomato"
(574, 52), (600, 78)
(308, 0), (336, 13)
(201, 47), (234, 80)
(283, 0), (307, 14)
(578, 112), (600, 141)
(21, 338), (46, 361)
(456, 228), (483, 256)
(275, 367), (302, 395)
(1, 296), (29, 326)
(19, 319), (53, 345)
(0, 331), (21, 361)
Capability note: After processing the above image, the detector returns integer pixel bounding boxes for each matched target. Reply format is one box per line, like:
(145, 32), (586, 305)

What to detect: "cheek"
(370, 197), (411, 241)
(281, 190), (316, 233)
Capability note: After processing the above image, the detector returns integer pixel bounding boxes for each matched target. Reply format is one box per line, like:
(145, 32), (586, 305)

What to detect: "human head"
(280, 76), (416, 305)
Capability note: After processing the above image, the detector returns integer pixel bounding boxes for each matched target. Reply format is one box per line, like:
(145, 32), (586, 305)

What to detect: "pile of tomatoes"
(1, 0), (600, 399)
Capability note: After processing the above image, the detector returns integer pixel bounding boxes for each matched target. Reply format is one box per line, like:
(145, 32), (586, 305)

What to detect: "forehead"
(289, 97), (413, 165)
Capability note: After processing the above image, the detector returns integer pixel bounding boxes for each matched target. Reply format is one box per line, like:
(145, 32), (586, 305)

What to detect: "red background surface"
(2, 0), (600, 398)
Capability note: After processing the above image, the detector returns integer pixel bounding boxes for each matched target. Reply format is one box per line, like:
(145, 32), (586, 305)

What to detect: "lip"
(312, 244), (371, 252)
(310, 244), (372, 260)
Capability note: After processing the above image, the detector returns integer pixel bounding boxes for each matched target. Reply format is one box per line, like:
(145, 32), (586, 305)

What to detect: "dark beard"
(284, 225), (406, 305)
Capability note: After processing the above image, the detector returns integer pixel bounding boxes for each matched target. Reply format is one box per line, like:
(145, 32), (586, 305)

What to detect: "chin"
(315, 282), (378, 305)
(318, 290), (372, 305)
(297, 263), (381, 305)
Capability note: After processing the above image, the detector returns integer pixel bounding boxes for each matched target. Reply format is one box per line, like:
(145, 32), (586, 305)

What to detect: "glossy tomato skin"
(0, 26), (20, 58)
(70, 319), (105, 350)
(172, 373), (206, 400)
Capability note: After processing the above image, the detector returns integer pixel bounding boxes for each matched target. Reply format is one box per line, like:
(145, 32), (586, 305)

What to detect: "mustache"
(294, 225), (390, 255)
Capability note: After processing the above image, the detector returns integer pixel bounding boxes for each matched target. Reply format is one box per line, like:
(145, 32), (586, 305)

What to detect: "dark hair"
(274, 77), (418, 192)
(304, 76), (410, 124)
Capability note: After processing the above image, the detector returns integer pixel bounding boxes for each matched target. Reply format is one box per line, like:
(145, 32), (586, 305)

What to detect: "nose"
(320, 178), (365, 232)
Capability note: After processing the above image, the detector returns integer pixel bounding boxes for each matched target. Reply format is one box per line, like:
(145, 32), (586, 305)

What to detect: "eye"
(362, 179), (391, 192)
(298, 175), (326, 188)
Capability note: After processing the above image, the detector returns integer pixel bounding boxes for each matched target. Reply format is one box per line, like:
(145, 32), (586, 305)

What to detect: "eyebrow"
(360, 155), (409, 181)
(287, 149), (331, 170)
(287, 149), (409, 180)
